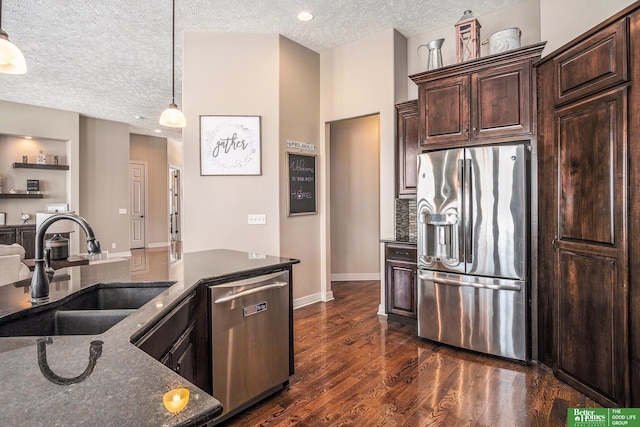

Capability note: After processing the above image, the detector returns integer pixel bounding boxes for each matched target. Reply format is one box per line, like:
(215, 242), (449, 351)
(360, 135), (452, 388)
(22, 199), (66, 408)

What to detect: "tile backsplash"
(395, 198), (417, 242)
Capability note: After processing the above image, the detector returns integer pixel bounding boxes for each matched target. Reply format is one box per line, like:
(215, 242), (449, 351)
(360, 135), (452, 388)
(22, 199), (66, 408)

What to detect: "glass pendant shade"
(159, 103), (186, 128)
(0, 30), (26, 74)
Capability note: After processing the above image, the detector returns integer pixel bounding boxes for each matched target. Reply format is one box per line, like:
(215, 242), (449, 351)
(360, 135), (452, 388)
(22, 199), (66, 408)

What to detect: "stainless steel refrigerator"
(416, 144), (529, 361)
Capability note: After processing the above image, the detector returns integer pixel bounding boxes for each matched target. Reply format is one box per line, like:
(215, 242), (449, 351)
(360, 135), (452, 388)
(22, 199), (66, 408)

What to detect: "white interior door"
(169, 167), (181, 242)
(129, 162), (146, 249)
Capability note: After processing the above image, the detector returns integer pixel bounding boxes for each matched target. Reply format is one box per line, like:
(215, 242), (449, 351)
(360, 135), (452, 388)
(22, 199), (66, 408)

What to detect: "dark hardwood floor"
(221, 280), (599, 427)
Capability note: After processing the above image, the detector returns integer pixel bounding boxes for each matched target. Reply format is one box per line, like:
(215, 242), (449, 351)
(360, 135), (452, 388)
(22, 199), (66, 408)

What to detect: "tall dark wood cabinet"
(536, 4), (640, 407)
(396, 100), (419, 197)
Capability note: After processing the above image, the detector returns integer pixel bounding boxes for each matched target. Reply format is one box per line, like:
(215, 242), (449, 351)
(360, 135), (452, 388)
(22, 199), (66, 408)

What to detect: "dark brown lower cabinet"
(385, 243), (417, 326)
(0, 225), (36, 259)
(135, 288), (209, 392)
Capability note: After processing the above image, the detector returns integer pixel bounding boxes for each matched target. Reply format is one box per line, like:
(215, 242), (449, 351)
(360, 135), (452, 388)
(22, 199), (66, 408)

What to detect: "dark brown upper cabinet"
(395, 100), (420, 197)
(552, 18), (628, 106)
(411, 43), (544, 150)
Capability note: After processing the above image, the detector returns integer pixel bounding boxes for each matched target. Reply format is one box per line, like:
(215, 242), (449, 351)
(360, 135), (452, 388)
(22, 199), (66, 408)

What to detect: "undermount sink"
(0, 282), (175, 337)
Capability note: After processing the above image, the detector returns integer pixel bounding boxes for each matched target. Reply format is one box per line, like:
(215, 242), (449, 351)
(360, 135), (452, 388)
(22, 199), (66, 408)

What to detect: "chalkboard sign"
(287, 153), (317, 215)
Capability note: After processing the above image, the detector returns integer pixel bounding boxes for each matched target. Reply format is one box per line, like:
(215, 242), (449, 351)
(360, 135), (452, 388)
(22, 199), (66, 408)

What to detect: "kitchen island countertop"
(0, 249), (299, 427)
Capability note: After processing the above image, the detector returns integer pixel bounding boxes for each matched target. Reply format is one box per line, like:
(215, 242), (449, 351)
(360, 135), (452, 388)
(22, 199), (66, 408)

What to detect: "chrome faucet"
(30, 213), (101, 304)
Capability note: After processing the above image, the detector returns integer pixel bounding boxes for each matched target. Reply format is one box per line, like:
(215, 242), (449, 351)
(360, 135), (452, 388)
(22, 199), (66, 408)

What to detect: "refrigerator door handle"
(463, 158), (473, 263)
(418, 273), (522, 292)
(457, 159), (465, 263)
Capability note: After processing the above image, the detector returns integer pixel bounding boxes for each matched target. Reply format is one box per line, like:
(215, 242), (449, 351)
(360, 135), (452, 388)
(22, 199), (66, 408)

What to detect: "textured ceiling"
(0, 0), (521, 141)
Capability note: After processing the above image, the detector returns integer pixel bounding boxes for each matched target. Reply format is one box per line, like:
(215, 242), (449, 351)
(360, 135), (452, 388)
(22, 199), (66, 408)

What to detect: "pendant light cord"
(171, 0), (176, 105)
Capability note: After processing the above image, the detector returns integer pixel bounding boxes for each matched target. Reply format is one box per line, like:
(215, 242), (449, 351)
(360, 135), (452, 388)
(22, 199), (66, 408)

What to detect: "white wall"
(320, 29), (403, 313)
(407, 0), (542, 99)
(0, 135), (67, 223)
(79, 117), (130, 256)
(182, 32), (281, 256)
(540, 0), (636, 55)
(0, 100), (80, 251)
(278, 36), (323, 304)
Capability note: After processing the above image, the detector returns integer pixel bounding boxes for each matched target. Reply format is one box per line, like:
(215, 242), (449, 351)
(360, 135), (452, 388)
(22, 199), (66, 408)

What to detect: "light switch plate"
(248, 214), (266, 225)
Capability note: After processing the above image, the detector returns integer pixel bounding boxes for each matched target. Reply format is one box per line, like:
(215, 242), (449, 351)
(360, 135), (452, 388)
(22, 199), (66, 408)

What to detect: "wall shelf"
(12, 162), (69, 171)
(0, 193), (44, 199)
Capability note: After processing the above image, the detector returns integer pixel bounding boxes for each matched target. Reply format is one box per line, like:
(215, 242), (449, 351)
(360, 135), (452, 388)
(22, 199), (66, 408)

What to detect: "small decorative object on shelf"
(36, 150), (46, 165)
(54, 155), (59, 165)
(21, 213), (30, 224)
(27, 179), (40, 193)
(455, 10), (481, 62)
(22, 155), (28, 163)
(418, 38), (445, 70)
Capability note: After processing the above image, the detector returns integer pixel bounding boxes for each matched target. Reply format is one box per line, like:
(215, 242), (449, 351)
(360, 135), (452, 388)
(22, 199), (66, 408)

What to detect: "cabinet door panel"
(396, 100), (420, 197)
(557, 251), (624, 405)
(0, 228), (16, 246)
(386, 259), (417, 318)
(419, 75), (469, 146)
(471, 62), (531, 138)
(18, 228), (36, 259)
(556, 88), (625, 245)
(554, 19), (628, 105)
(171, 323), (197, 385)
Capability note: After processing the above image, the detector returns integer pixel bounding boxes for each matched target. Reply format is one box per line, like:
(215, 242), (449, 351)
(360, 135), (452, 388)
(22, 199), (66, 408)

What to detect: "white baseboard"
(110, 251), (132, 258)
(293, 291), (335, 310)
(330, 273), (380, 281)
(148, 242), (169, 248)
(78, 250), (131, 259)
(377, 304), (387, 317)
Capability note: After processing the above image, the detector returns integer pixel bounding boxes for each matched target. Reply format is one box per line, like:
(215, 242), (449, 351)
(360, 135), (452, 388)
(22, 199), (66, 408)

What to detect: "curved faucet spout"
(30, 213), (101, 304)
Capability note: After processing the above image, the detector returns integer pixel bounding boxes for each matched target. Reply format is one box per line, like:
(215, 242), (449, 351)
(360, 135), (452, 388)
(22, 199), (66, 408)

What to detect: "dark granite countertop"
(380, 238), (417, 245)
(0, 249), (299, 427)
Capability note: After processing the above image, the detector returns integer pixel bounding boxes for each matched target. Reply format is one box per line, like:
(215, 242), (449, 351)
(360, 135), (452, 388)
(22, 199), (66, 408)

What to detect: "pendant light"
(159, 0), (186, 128)
(0, 0), (27, 74)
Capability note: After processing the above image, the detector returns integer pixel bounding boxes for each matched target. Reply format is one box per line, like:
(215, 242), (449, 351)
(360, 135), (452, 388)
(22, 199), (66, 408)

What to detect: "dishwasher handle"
(214, 282), (288, 304)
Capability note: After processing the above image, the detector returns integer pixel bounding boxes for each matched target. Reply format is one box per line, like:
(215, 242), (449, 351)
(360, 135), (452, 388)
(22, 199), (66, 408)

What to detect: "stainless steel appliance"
(209, 270), (290, 423)
(416, 144), (529, 361)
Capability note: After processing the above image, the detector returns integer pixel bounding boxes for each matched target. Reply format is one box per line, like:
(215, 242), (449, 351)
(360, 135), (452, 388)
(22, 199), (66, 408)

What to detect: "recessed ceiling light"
(154, 129), (162, 133)
(297, 11), (313, 22)
(24, 136), (32, 139)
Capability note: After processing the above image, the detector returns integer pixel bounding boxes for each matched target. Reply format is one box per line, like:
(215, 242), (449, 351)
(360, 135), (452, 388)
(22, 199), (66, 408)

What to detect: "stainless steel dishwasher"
(209, 270), (290, 423)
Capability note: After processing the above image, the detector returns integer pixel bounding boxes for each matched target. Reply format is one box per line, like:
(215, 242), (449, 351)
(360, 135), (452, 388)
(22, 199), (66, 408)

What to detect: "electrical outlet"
(119, 208), (127, 214)
(248, 214), (266, 225)
(248, 252), (266, 259)
(111, 243), (116, 249)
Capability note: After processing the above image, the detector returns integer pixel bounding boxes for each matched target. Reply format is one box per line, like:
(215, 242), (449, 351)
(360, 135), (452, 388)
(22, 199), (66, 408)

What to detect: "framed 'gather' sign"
(200, 115), (261, 175)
